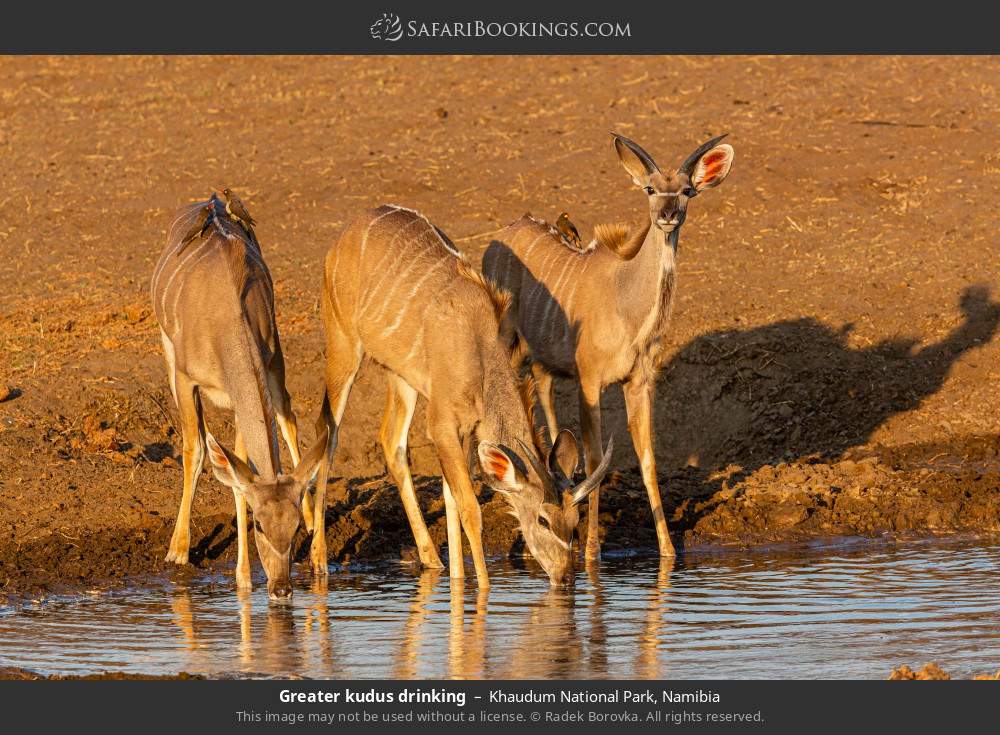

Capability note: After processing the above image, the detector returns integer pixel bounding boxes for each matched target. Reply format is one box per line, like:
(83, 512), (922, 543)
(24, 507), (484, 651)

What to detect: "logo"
(370, 13), (403, 41)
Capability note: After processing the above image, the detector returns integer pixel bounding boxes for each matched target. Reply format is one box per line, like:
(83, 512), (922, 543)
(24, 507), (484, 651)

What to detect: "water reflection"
(302, 579), (336, 674)
(448, 579), (488, 679)
(587, 564), (609, 676)
(637, 559), (674, 679)
(4, 537), (1000, 679)
(394, 570), (440, 679)
(501, 588), (581, 678)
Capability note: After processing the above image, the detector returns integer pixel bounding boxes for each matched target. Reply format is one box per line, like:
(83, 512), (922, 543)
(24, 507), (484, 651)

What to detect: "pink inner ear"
(702, 151), (727, 166)
(484, 450), (509, 478)
(698, 167), (722, 185)
(695, 150), (730, 188)
(210, 446), (229, 467)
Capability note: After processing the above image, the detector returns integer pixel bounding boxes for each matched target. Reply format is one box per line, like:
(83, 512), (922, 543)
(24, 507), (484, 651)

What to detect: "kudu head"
(206, 428), (329, 601)
(478, 429), (613, 587)
(613, 133), (734, 236)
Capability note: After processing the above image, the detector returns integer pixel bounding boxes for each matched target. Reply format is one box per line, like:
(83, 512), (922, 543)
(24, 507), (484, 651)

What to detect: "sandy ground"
(2, 56), (1000, 599)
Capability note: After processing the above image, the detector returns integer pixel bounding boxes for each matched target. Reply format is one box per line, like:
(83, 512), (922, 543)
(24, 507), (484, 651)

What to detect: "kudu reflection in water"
(393, 571), (488, 679)
(169, 583), (335, 676)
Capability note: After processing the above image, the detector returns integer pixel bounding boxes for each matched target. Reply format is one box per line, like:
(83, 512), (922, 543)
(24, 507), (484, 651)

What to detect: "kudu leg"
(165, 378), (205, 565)
(531, 362), (559, 442)
(623, 378), (675, 557)
(434, 433), (490, 589)
(443, 437), (477, 578)
(578, 381), (604, 561)
(232, 430), (253, 589)
(379, 377), (444, 569)
(443, 478), (464, 578)
(312, 335), (361, 577)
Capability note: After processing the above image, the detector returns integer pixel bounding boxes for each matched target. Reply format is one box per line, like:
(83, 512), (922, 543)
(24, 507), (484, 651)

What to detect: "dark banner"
(1, 679), (992, 732)
(0, 1), (998, 53)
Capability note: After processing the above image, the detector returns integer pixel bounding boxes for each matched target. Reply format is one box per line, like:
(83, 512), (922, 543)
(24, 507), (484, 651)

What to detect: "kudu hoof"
(164, 548), (189, 565)
(310, 548), (329, 577)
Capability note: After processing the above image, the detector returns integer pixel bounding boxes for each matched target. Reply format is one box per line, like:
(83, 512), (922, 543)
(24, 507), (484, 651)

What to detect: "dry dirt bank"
(2, 56), (1000, 597)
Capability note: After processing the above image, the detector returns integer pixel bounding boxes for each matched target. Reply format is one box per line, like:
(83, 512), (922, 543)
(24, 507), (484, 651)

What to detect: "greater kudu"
(151, 194), (327, 599)
(312, 205), (612, 589)
(482, 134), (734, 559)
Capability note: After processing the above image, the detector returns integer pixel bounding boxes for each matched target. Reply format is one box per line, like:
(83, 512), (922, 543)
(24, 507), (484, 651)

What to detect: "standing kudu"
(151, 195), (327, 599)
(482, 133), (734, 559)
(312, 205), (612, 589)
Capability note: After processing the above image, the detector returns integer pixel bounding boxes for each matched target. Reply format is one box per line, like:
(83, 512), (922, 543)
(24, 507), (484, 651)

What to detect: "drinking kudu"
(152, 194), (327, 599)
(483, 134), (734, 559)
(310, 205), (612, 588)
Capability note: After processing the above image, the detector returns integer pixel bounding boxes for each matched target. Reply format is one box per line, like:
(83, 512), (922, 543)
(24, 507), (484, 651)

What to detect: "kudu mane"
(516, 373), (550, 458)
(455, 255), (513, 326)
(593, 221), (652, 260)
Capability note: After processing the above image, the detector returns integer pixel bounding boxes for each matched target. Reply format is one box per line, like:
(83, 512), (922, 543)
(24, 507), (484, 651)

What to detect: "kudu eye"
(538, 515), (551, 530)
(643, 186), (655, 195)
(683, 186), (696, 197)
(253, 520), (263, 533)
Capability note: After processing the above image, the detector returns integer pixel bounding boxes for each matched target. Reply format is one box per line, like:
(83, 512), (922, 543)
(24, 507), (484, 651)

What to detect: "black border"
(1, 1), (997, 54)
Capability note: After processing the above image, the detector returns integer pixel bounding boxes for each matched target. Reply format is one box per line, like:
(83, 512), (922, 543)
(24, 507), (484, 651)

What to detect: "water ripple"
(1, 536), (999, 679)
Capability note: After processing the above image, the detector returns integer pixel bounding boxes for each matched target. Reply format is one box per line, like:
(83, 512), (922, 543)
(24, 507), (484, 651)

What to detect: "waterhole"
(2, 536), (998, 679)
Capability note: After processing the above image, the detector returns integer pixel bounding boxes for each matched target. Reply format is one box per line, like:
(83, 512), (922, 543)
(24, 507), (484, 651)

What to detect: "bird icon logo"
(370, 13), (403, 42)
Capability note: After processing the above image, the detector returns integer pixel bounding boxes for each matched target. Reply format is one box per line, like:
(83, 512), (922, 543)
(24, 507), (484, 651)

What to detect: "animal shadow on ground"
(545, 285), (1000, 550)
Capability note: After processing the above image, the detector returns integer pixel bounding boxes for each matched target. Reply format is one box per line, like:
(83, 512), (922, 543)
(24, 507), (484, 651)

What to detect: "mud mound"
(890, 663), (1000, 680)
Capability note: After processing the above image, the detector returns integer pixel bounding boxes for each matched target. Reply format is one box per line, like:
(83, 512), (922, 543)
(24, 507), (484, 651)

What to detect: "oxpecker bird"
(555, 212), (581, 247)
(222, 188), (256, 234)
(177, 200), (215, 255)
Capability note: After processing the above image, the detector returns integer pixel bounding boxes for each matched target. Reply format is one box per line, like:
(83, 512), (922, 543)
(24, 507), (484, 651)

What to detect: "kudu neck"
(615, 222), (677, 304)
(222, 249), (282, 481)
(477, 339), (536, 457)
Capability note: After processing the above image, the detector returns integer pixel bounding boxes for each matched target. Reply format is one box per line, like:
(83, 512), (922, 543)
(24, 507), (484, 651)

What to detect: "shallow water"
(2, 536), (1000, 679)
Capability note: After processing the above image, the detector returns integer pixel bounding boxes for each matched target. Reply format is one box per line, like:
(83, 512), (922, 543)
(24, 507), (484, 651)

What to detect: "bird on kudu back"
(222, 187), (257, 241)
(555, 212), (582, 247)
(177, 198), (216, 255)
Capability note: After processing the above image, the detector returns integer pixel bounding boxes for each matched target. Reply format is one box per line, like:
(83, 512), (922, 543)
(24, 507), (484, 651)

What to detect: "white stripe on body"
(525, 234), (564, 345)
(541, 253), (578, 342)
(169, 239), (225, 329)
(364, 226), (441, 324)
(385, 204), (461, 257)
(401, 271), (463, 366)
(379, 253), (450, 339)
(357, 206), (398, 269)
(152, 205), (215, 292)
(158, 237), (213, 330)
(357, 216), (426, 318)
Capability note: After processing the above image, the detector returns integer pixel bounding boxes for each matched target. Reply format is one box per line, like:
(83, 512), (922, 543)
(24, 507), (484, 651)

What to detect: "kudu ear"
(677, 134), (732, 193)
(547, 429), (581, 481)
(691, 144), (734, 192)
(613, 133), (660, 188)
(291, 426), (329, 490)
(478, 442), (527, 494)
(206, 433), (255, 492)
